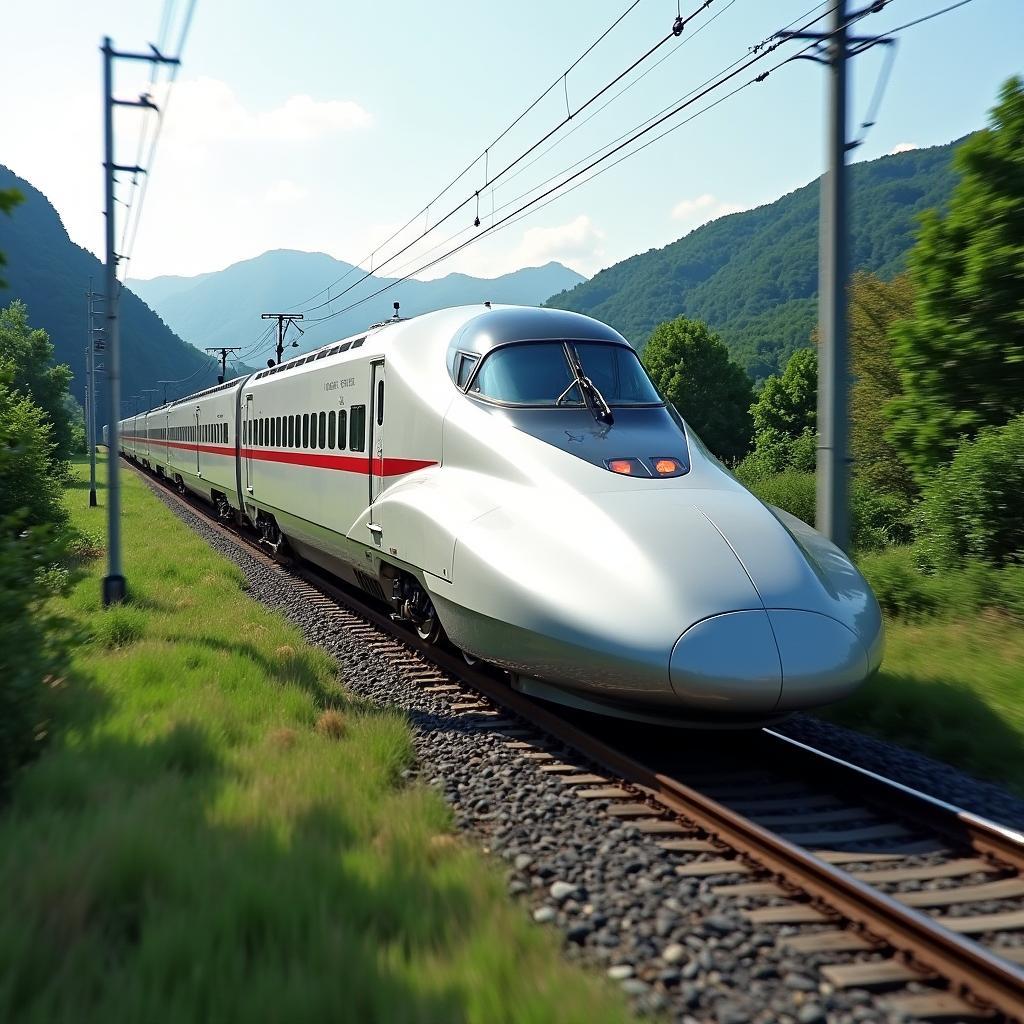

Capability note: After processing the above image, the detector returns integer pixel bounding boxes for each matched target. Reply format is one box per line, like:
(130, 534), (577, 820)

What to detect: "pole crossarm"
(261, 313), (304, 366)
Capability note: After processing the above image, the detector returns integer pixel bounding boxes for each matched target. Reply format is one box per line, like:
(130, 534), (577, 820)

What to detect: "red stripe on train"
(120, 435), (435, 476)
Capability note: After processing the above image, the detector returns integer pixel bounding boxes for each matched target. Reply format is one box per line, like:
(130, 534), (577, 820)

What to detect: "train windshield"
(469, 341), (661, 407)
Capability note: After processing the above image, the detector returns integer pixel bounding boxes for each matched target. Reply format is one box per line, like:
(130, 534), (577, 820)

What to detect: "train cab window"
(337, 410), (347, 450)
(350, 405), (366, 452)
(318, 411), (326, 450)
(455, 353), (479, 390)
(328, 411), (336, 449)
(376, 380), (384, 425)
(302, 413), (309, 449)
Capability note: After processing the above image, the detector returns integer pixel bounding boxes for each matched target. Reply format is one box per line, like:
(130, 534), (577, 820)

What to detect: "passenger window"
(376, 380), (384, 425)
(287, 415), (294, 448)
(318, 411), (326, 450)
(310, 412), (318, 449)
(338, 410), (347, 450)
(350, 405), (366, 452)
(302, 413), (309, 449)
(328, 411), (336, 449)
(456, 353), (479, 389)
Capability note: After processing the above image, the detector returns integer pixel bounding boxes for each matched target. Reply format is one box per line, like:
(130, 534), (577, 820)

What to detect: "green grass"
(0, 455), (631, 1024)
(823, 549), (1024, 797)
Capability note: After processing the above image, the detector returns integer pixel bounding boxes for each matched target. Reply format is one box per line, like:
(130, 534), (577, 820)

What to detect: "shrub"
(0, 363), (69, 793)
(915, 415), (1024, 569)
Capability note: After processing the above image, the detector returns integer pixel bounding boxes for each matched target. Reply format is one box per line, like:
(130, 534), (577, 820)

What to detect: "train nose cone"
(767, 610), (869, 711)
(669, 610), (783, 713)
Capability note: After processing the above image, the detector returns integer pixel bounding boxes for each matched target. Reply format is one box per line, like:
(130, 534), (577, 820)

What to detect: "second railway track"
(128, 456), (1024, 1022)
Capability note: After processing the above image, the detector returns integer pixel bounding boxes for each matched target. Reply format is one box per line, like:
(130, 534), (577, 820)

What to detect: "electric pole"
(260, 313), (303, 365)
(205, 346), (243, 383)
(817, 1), (850, 552)
(86, 279), (104, 507)
(140, 388), (158, 411)
(157, 380), (173, 404)
(101, 36), (179, 606)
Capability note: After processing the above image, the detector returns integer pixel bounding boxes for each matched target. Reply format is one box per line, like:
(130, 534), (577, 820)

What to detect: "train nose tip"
(669, 610), (871, 715)
(669, 610), (783, 713)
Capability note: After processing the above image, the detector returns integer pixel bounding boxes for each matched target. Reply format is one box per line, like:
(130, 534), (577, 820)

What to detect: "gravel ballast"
(144, 478), (1024, 1022)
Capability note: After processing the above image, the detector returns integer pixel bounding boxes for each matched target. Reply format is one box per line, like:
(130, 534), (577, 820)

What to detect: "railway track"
(127, 457), (1024, 1022)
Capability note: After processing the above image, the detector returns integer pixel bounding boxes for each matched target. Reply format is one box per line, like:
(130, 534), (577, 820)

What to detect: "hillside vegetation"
(0, 165), (221, 406)
(549, 140), (961, 380)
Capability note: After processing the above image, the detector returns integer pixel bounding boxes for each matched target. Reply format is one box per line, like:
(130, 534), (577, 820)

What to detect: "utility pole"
(260, 312), (303, 365)
(817, 1), (850, 552)
(140, 388), (158, 411)
(85, 279), (104, 507)
(778, 2), (892, 552)
(101, 36), (179, 606)
(205, 346), (243, 383)
(157, 380), (173, 404)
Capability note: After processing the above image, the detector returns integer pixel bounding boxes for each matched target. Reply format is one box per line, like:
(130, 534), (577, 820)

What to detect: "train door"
(194, 409), (201, 475)
(244, 394), (254, 493)
(369, 360), (386, 508)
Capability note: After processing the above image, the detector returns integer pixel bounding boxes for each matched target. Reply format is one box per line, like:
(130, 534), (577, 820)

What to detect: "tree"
(848, 272), (915, 498)
(642, 315), (754, 461)
(751, 346), (817, 439)
(0, 300), (75, 464)
(887, 76), (1024, 482)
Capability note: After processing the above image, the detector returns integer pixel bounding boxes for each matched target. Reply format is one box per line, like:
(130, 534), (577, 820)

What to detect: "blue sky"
(3, 0), (1021, 283)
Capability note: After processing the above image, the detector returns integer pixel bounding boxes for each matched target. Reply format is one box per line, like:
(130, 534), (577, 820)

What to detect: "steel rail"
(124, 456), (1024, 1021)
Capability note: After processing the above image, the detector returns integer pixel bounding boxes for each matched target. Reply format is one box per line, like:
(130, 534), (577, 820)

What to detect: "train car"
(116, 304), (883, 727)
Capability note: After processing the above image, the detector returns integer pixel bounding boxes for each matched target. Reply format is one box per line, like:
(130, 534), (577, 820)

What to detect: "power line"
(280, 0), (652, 314)
(298, 2), (899, 331)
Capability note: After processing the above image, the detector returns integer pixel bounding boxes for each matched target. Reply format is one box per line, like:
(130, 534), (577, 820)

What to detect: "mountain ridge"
(129, 252), (586, 357)
(546, 138), (965, 380)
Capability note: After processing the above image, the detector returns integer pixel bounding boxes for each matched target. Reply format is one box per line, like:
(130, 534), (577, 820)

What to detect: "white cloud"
(509, 214), (606, 275)
(264, 179), (307, 205)
(889, 142), (919, 155)
(161, 77), (371, 148)
(670, 193), (745, 227)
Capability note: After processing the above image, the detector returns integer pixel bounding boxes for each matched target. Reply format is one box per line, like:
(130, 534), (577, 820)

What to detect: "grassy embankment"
(0, 454), (630, 1023)
(825, 547), (1024, 797)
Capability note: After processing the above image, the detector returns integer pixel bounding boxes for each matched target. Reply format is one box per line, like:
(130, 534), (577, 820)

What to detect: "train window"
(318, 411), (326, 449)
(573, 342), (663, 405)
(302, 413), (309, 449)
(456, 353), (479, 390)
(276, 416), (283, 446)
(376, 380), (384, 425)
(350, 405), (366, 452)
(310, 412), (318, 449)
(337, 410), (347, 449)
(328, 410), (336, 449)
(286, 415), (293, 448)
(470, 342), (581, 406)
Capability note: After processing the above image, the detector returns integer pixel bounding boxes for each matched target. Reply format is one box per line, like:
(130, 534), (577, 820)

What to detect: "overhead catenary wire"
(280, 0), (652, 314)
(117, 0), (199, 286)
(291, 1), (725, 320)
(299, 0), (910, 331)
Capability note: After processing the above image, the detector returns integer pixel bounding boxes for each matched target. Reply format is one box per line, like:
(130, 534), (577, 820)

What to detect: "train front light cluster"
(604, 456), (686, 478)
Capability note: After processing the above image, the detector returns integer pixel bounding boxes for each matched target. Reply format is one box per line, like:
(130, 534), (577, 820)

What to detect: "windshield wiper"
(565, 344), (614, 425)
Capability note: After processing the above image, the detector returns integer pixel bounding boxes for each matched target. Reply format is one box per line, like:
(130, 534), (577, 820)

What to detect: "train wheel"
(415, 597), (443, 646)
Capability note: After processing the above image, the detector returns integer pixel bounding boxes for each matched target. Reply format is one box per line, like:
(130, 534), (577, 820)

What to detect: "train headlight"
(605, 457), (646, 476)
(651, 457), (685, 477)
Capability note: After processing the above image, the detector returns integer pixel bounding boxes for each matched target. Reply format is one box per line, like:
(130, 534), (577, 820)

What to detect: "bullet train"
(113, 304), (883, 727)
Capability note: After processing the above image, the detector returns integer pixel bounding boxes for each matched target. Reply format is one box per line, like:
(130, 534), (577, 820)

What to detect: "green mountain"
(0, 165), (222, 408)
(129, 252), (586, 358)
(546, 139), (964, 381)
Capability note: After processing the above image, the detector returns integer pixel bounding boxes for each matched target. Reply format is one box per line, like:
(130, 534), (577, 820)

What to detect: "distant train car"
(113, 305), (883, 726)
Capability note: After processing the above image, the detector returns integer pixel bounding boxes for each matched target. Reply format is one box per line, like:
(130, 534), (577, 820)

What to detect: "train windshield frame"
(465, 340), (663, 409)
